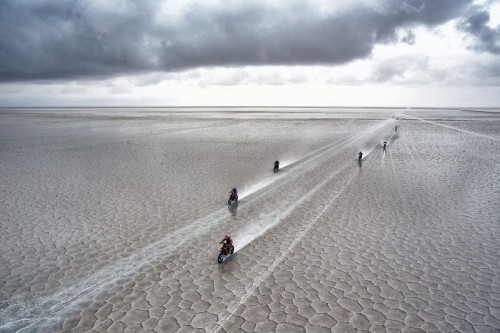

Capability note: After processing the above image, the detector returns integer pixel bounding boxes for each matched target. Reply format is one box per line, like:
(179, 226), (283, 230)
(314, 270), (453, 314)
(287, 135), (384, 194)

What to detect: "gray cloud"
(400, 30), (416, 45)
(0, 0), (472, 82)
(458, 9), (500, 54)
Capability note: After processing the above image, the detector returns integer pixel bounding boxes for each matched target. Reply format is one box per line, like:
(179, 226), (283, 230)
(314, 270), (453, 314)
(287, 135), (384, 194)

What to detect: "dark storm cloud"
(458, 10), (500, 54)
(0, 0), (472, 81)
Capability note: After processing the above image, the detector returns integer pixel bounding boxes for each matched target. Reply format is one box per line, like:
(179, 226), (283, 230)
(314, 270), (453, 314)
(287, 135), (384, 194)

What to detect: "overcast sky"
(1, 0), (499, 107)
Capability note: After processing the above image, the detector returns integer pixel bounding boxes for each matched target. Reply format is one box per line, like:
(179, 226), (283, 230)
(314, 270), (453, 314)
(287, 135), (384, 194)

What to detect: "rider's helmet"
(224, 235), (230, 240)
(232, 188), (237, 193)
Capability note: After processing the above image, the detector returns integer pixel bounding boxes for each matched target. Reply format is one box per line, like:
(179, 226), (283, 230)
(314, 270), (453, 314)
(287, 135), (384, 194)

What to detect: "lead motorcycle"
(218, 243), (235, 263)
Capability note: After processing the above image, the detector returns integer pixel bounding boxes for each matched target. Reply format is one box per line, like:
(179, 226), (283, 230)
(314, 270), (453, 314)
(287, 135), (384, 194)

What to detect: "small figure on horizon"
(274, 160), (280, 173)
(358, 152), (363, 160)
(395, 125), (398, 132)
(383, 141), (387, 151)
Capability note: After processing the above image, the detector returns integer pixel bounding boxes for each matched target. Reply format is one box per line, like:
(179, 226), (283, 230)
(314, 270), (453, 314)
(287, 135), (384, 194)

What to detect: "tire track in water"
(2, 119), (393, 332)
(80, 119), (393, 332)
(237, 120), (393, 216)
(211, 125), (394, 332)
(89, 160), (358, 333)
(402, 114), (500, 142)
(398, 129), (443, 202)
(211, 147), (378, 333)
(234, 120), (397, 253)
(2, 205), (234, 332)
(96, 119), (394, 333)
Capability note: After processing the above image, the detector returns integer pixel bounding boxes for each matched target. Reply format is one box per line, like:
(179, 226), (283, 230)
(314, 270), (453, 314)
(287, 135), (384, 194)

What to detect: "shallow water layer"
(0, 108), (499, 332)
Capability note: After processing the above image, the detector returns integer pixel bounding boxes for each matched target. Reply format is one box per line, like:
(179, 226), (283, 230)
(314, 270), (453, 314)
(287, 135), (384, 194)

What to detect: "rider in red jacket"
(220, 235), (233, 254)
(221, 235), (233, 247)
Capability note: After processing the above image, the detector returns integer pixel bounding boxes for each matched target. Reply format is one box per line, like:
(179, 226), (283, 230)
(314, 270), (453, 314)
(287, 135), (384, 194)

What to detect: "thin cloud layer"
(0, 0), (473, 81)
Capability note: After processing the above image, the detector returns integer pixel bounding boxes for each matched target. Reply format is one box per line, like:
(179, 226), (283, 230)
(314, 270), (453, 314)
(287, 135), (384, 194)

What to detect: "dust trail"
(278, 158), (294, 168)
(239, 177), (276, 199)
(402, 114), (500, 142)
(240, 119), (391, 200)
(236, 122), (362, 199)
(357, 143), (378, 160)
(234, 157), (353, 253)
(211, 157), (362, 333)
(276, 119), (359, 170)
(280, 119), (394, 179)
(234, 119), (395, 251)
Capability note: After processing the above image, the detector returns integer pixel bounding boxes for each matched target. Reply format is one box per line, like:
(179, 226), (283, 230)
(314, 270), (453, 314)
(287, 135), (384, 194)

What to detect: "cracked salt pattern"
(0, 108), (498, 332)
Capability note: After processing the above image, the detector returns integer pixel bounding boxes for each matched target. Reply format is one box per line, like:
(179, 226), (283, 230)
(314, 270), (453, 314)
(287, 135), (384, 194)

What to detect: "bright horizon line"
(1, 106), (499, 110)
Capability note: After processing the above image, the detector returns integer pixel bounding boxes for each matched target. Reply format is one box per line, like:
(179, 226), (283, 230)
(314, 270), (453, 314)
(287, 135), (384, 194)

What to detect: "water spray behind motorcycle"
(218, 243), (235, 264)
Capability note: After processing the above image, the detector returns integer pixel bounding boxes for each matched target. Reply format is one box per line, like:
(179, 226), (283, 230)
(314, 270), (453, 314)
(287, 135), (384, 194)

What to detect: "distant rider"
(230, 188), (238, 200)
(358, 152), (363, 160)
(274, 160), (279, 172)
(383, 141), (387, 151)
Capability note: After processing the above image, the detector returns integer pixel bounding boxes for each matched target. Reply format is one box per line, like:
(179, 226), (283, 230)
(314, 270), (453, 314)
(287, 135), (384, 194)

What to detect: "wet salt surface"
(0, 108), (499, 332)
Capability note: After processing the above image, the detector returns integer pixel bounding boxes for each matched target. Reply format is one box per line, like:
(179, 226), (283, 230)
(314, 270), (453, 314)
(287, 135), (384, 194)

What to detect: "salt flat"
(0, 108), (499, 332)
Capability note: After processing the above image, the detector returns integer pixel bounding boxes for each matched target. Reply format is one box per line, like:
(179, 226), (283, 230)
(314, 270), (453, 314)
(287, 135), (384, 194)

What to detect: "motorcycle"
(218, 243), (235, 263)
(228, 191), (238, 205)
(273, 160), (279, 173)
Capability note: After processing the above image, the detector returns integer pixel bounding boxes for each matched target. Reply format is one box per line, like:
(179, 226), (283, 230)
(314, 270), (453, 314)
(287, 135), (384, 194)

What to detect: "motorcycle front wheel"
(218, 253), (224, 264)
